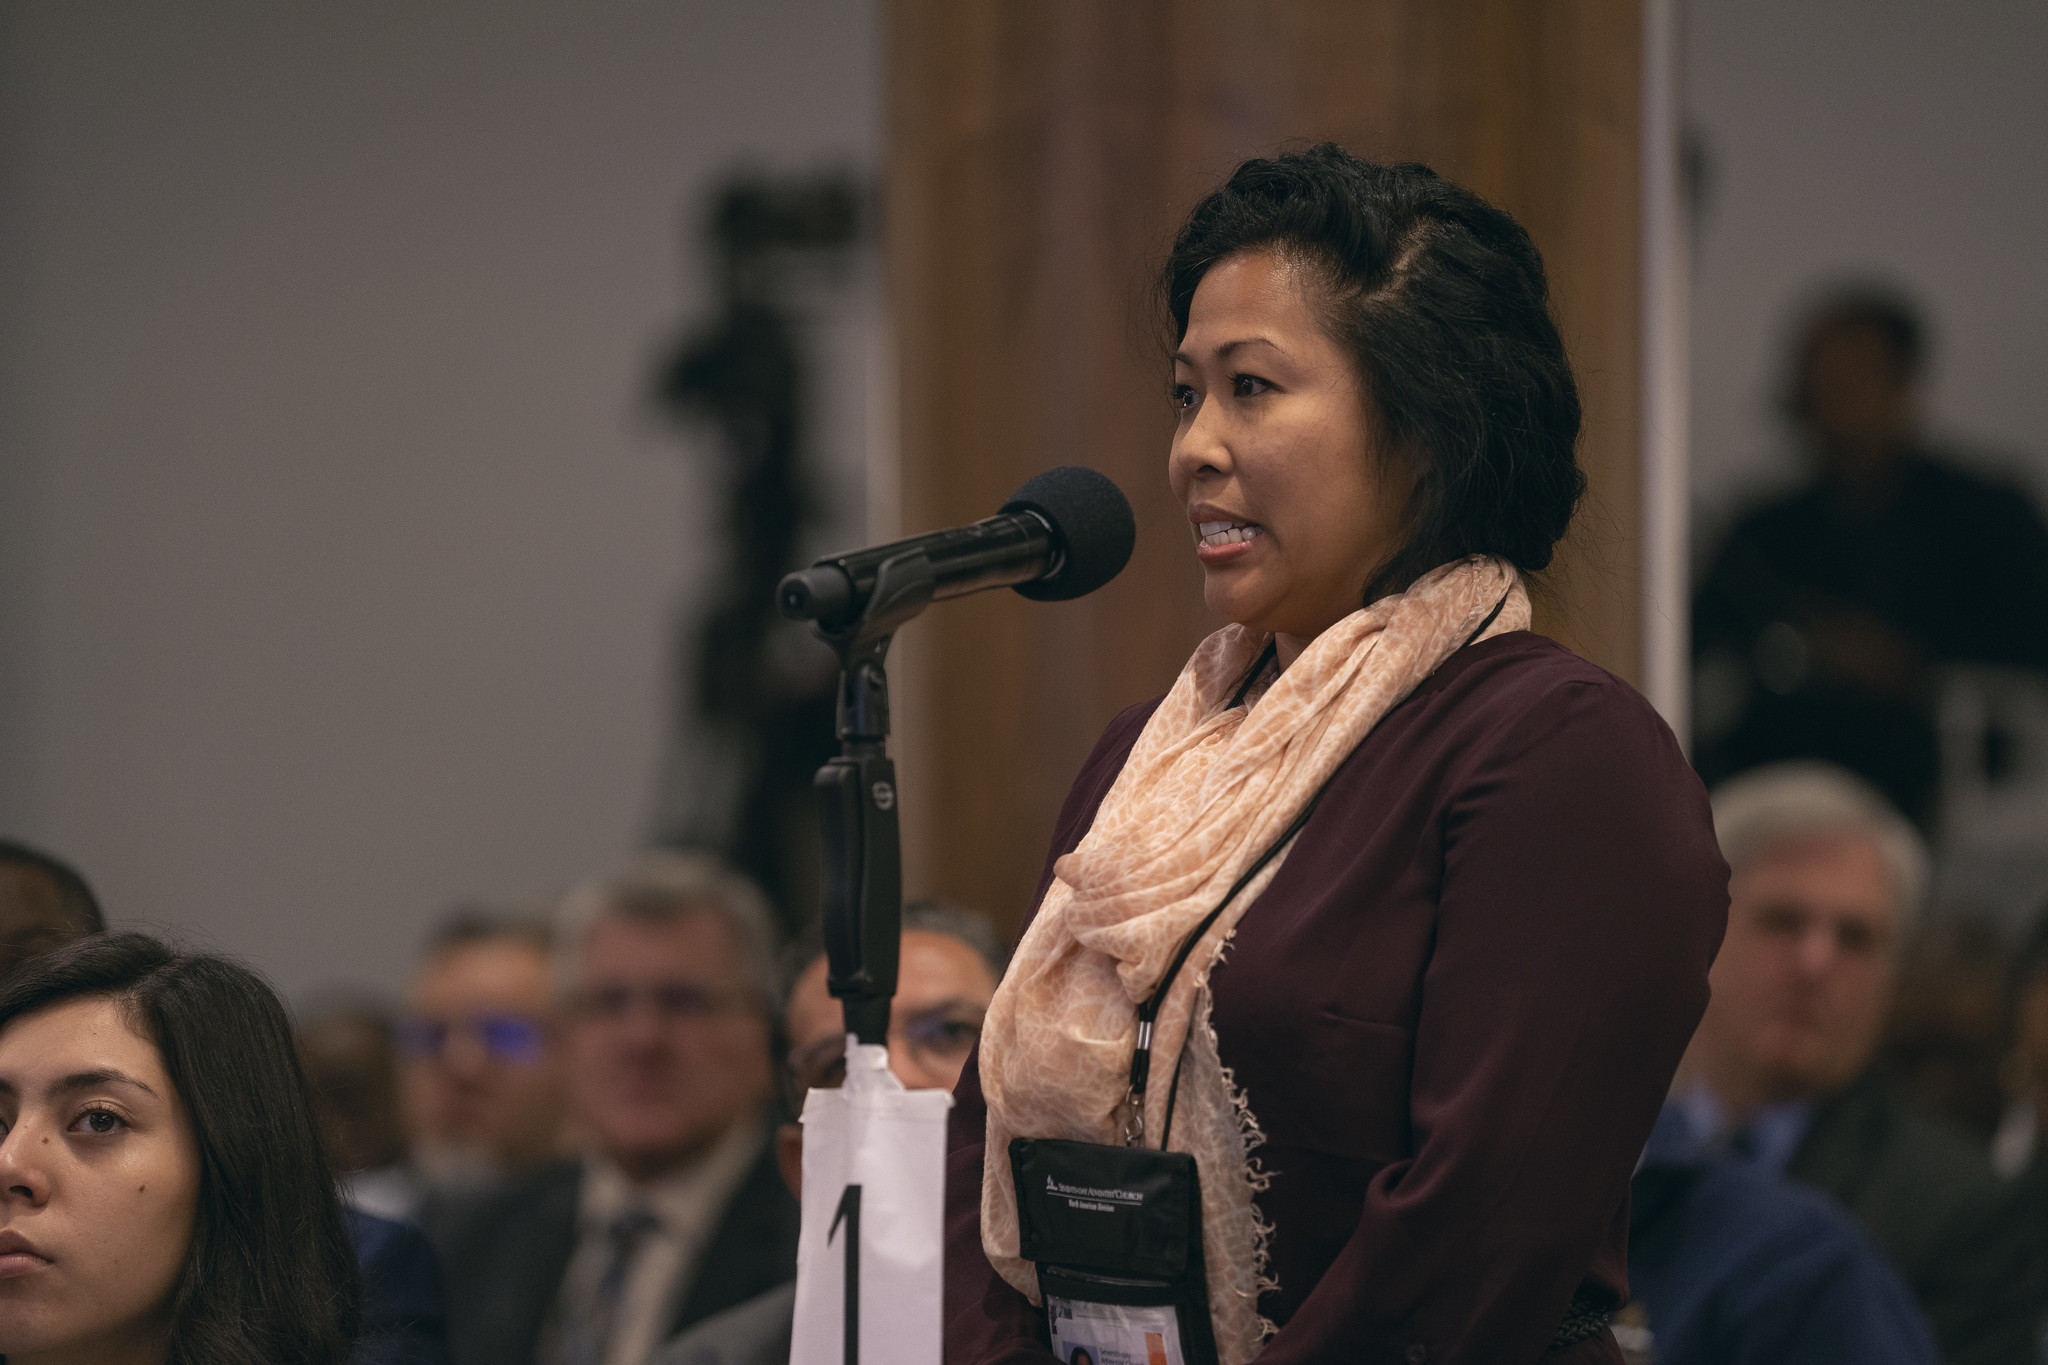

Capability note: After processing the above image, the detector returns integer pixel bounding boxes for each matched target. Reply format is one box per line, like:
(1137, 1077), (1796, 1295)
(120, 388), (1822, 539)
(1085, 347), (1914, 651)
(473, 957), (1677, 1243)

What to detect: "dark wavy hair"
(1164, 143), (1585, 603)
(0, 932), (359, 1364)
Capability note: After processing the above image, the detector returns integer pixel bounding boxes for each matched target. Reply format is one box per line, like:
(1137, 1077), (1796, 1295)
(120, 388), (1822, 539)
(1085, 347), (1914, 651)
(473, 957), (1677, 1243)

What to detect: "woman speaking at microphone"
(945, 145), (1728, 1365)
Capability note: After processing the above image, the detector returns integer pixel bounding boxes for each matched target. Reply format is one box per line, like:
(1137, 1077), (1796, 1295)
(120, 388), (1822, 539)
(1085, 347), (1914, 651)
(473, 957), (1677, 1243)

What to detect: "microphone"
(777, 466), (1136, 630)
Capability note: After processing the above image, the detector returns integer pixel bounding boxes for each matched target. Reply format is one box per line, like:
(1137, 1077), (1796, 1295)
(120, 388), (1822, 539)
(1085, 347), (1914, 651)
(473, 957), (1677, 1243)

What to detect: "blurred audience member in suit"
(427, 853), (798, 1365)
(2003, 916), (2048, 1357)
(654, 899), (1006, 1365)
(1995, 910), (2048, 1178)
(400, 910), (570, 1198)
(1672, 763), (2038, 1364)
(1625, 1104), (1937, 1365)
(0, 839), (104, 980)
(350, 1208), (456, 1365)
(302, 997), (421, 1223)
(1882, 912), (2015, 1148)
(1692, 288), (2048, 828)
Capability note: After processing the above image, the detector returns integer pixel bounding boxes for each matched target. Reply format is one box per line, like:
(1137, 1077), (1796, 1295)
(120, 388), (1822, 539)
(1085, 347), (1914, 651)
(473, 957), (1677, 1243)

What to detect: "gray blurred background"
(1, 0), (2043, 998)
(1688, 0), (2048, 534)
(0, 1), (879, 996)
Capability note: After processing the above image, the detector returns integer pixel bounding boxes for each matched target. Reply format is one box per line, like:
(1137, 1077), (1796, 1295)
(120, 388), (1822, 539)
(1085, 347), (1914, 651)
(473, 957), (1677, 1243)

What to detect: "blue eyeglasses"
(395, 1013), (549, 1066)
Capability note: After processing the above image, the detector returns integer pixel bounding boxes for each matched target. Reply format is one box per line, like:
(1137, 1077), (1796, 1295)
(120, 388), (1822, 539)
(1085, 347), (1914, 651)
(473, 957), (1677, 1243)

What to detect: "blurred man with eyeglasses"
(425, 852), (797, 1365)
(652, 898), (1005, 1365)
(399, 911), (570, 1213)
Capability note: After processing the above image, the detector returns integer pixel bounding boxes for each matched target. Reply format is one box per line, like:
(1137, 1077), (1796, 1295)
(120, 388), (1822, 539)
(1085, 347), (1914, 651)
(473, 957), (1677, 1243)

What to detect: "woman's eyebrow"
(51, 1068), (159, 1099)
(1172, 336), (1282, 367)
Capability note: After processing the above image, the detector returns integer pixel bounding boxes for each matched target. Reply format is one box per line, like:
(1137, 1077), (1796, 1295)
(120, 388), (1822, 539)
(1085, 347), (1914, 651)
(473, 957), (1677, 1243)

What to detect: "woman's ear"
(1355, 437), (1427, 607)
(1372, 435), (1423, 534)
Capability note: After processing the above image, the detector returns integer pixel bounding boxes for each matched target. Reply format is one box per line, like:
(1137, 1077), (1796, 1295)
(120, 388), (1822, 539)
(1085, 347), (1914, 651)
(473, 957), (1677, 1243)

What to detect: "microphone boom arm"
(779, 510), (1054, 631)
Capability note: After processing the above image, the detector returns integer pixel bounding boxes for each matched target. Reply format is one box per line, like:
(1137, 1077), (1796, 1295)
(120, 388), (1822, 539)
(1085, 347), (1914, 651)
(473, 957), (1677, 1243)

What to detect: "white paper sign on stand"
(788, 1038), (952, 1365)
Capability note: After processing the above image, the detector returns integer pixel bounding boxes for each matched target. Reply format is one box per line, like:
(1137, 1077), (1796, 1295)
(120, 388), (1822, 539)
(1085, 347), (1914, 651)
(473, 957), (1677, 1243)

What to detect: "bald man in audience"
(1671, 763), (2038, 1364)
(653, 899), (1006, 1365)
(0, 839), (104, 980)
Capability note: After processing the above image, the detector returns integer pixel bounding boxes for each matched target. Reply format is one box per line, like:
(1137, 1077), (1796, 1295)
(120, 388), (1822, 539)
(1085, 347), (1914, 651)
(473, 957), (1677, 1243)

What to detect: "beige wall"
(0, 2), (880, 997)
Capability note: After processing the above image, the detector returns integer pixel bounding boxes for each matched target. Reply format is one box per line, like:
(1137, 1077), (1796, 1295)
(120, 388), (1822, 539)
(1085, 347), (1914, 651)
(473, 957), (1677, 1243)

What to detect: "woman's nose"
(0, 1125), (53, 1207)
(1171, 404), (1233, 484)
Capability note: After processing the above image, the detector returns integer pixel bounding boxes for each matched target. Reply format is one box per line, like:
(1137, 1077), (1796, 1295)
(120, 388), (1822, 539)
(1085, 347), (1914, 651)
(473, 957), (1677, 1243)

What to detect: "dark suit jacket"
(348, 1209), (455, 1365)
(1628, 1131), (1936, 1365)
(1789, 1068), (2041, 1365)
(945, 632), (1731, 1365)
(423, 1131), (800, 1365)
(653, 1280), (794, 1365)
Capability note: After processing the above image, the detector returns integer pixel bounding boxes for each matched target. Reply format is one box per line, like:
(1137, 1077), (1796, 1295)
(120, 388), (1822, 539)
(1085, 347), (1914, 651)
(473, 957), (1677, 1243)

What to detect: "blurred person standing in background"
(0, 839), (105, 980)
(401, 911), (571, 1198)
(1672, 762), (2037, 1363)
(1692, 289), (2048, 827)
(426, 853), (798, 1365)
(653, 899), (1006, 1365)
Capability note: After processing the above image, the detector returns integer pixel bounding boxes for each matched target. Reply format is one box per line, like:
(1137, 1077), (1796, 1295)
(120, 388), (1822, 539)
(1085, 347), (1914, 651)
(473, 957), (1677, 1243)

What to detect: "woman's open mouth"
(1195, 519), (1263, 564)
(1197, 520), (1263, 547)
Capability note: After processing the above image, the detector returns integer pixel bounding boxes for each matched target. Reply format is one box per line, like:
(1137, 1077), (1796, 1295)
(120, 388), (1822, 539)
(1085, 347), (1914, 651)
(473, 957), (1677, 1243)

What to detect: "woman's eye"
(70, 1109), (125, 1136)
(1232, 373), (1272, 399)
(1170, 384), (1198, 410)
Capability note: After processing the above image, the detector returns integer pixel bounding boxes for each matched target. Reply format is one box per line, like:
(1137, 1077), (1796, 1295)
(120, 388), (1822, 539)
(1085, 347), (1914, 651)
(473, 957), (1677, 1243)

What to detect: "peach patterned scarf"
(977, 556), (1529, 1363)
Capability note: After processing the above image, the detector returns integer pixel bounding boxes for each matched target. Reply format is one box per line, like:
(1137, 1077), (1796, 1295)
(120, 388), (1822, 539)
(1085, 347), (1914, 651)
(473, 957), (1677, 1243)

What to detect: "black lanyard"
(1128, 588), (1511, 1146)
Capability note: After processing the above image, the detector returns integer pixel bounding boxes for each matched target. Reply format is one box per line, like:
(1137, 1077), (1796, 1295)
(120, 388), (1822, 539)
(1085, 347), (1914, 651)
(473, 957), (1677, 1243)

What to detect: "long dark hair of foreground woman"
(0, 932), (360, 1364)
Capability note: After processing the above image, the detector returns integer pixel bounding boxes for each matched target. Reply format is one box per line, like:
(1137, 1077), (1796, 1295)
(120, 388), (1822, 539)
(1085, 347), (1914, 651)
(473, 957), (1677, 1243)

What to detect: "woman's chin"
(1205, 595), (1272, 635)
(0, 1319), (59, 1357)
(1203, 576), (1274, 630)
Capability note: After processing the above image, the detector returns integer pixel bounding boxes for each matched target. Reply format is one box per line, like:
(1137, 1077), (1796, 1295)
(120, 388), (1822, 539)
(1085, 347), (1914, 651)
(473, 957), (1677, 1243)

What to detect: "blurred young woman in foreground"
(0, 932), (359, 1364)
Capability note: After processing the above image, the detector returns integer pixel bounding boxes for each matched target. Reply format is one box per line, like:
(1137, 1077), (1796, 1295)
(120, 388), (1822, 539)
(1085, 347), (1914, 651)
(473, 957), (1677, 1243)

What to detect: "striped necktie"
(566, 1204), (661, 1365)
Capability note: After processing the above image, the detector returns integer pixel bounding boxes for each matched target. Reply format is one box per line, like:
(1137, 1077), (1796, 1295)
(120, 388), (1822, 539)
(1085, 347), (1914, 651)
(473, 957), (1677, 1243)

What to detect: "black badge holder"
(1009, 779), (1327, 1365)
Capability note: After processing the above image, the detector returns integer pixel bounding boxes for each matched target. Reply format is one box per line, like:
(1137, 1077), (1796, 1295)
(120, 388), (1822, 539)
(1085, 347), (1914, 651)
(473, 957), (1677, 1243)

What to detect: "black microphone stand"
(803, 548), (938, 1045)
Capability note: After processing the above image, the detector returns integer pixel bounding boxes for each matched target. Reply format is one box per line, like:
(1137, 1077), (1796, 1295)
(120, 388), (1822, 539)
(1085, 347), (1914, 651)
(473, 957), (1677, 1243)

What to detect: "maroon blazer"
(945, 631), (1729, 1365)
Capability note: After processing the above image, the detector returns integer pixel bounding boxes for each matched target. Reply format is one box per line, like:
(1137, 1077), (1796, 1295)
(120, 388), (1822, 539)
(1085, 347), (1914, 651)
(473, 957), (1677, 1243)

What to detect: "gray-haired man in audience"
(427, 852), (799, 1365)
(1672, 762), (2038, 1365)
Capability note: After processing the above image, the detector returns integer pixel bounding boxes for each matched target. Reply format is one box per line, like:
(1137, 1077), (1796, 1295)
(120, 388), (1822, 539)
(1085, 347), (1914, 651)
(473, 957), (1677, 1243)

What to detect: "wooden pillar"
(887, 0), (1643, 931)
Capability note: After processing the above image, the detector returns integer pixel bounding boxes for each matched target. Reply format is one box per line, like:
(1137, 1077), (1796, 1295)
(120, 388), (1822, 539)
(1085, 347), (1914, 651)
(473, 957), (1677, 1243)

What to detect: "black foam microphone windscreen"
(1001, 466), (1137, 602)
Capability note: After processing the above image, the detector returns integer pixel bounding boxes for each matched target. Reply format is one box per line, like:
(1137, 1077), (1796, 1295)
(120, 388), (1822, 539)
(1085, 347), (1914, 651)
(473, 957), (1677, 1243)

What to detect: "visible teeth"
(1197, 520), (1262, 548)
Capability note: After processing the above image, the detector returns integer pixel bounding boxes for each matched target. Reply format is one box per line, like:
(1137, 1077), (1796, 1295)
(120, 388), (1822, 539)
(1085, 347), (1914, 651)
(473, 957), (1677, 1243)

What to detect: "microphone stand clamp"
(807, 549), (935, 1046)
